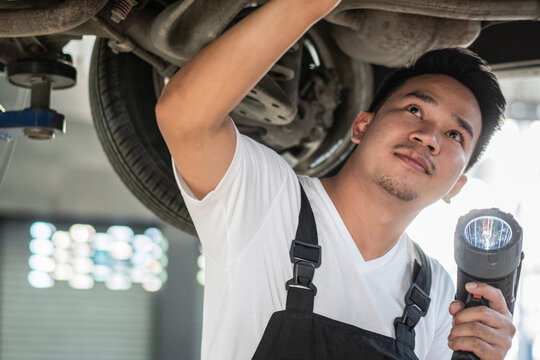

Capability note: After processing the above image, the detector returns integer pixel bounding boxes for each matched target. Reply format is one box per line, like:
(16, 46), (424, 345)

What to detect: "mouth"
(394, 152), (432, 175)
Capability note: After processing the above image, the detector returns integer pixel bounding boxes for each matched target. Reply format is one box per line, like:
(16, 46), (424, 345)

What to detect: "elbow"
(155, 97), (196, 141)
(155, 96), (181, 140)
(155, 95), (185, 133)
(155, 96), (171, 126)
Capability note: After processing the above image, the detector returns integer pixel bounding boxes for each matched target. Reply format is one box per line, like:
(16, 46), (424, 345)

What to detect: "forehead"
(387, 74), (482, 139)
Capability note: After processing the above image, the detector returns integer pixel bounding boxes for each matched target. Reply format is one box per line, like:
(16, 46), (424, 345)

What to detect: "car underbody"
(1, 0), (539, 232)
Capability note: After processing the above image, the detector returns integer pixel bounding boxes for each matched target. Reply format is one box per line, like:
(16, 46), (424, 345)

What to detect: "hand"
(448, 282), (516, 359)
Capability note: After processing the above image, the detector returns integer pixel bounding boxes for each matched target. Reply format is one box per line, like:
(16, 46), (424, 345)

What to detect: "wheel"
(89, 37), (196, 233)
(89, 23), (372, 235)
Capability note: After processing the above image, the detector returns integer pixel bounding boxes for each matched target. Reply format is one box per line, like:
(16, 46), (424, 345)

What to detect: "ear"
(443, 175), (467, 203)
(351, 111), (374, 144)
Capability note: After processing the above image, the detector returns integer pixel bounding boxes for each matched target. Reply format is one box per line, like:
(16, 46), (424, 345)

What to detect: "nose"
(409, 126), (440, 155)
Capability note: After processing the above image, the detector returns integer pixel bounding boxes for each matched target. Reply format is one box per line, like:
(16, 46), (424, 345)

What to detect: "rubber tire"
(89, 37), (196, 234)
(89, 32), (372, 235)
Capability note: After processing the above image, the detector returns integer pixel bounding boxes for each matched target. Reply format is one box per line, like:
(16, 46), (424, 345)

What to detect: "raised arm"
(155, 0), (341, 199)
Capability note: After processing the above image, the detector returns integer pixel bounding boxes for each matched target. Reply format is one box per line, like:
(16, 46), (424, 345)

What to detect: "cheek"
(439, 152), (467, 186)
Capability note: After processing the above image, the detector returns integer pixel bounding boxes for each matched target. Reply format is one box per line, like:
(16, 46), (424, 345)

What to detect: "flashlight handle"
(452, 271), (491, 360)
(451, 294), (485, 360)
(452, 266), (521, 360)
(455, 269), (518, 315)
(452, 350), (480, 360)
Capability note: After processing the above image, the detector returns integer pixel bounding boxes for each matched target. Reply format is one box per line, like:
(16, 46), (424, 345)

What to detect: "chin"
(375, 175), (418, 202)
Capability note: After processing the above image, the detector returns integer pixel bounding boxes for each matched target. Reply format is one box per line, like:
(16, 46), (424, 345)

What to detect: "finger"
(448, 321), (510, 349)
(449, 300), (465, 316)
(465, 282), (510, 316)
(448, 336), (505, 360)
(453, 305), (507, 329)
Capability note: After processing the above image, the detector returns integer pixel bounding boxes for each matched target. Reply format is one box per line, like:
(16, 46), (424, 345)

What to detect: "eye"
(407, 104), (422, 118)
(447, 130), (463, 143)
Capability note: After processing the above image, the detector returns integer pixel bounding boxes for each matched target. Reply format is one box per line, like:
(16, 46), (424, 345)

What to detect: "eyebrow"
(405, 91), (438, 106)
(403, 90), (475, 139)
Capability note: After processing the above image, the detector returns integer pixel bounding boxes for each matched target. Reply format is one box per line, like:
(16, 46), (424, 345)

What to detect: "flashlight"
(452, 208), (524, 360)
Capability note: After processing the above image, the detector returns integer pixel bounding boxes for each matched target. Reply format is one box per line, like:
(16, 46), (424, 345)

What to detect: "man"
(155, 0), (516, 358)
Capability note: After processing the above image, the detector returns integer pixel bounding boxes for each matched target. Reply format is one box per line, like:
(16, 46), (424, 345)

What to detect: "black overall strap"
(393, 243), (432, 350)
(285, 183), (321, 312)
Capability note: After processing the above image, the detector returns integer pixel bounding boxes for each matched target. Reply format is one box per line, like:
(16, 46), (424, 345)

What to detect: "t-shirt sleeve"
(425, 259), (455, 360)
(172, 122), (297, 264)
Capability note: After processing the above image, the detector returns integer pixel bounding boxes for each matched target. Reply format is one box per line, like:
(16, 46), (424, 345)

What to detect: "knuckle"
(470, 321), (482, 333)
(470, 338), (483, 352)
(509, 323), (517, 337)
(472, 306), (487, 319)
(479, 306), (491, 317)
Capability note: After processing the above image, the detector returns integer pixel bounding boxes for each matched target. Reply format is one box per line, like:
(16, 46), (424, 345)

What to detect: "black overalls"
(252, 185), (433, 360)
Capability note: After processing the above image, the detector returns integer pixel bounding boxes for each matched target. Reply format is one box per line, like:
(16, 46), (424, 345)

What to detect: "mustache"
(392, 143), (436, 173)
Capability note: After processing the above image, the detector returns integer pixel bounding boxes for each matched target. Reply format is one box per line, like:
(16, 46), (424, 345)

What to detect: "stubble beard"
(375, 175), (418, 202)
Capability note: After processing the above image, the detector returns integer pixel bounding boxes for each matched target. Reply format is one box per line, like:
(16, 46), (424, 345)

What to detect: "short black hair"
(368, 48), (506, 172)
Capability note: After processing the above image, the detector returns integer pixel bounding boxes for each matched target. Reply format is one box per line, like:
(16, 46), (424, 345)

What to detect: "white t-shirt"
(173, 126), (455, 360)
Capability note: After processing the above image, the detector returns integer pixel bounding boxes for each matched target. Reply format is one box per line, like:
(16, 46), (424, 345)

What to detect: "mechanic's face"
(350, 74), (482, 208)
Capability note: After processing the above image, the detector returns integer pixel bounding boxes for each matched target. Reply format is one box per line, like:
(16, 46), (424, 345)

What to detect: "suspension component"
(110, 0), (138, 23)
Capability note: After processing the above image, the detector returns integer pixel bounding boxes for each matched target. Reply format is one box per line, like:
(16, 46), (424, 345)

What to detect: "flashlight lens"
(464, 216), (512, 250)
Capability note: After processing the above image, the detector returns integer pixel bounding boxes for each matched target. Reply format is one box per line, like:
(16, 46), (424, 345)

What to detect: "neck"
(321, 164), (421, 261)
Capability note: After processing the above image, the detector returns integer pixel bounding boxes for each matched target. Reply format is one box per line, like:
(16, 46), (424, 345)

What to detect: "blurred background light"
(92, 264), (112, 282)
(28, 255), (55, 273)
(52, 231), (71, 249)
(69, 224), (95, 243)
(27, 224), (168, 292)
(196, 270), (205, 287)
(107, 226), (134, 242)
(109, 241), (133, 260)
(144, 227), (163, 242)
(69, 273), (94, 289)
(28, 271), (54, 288)
(53, 248), (71, 263)
(73, 242), (93, 258)
(133, 234), (153, 252)
(106, 273), (132, 290)
(142, 276), (162, 292)
(72, 257), (94, 274)
(29, 238), (54, 256)
(93, 233), (113, 250)
(30, 222), (56, 239)
(53, 263), (74, 281)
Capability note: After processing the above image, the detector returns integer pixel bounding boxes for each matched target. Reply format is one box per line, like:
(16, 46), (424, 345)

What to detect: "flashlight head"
(464, 216), (513, 250)
(455, 208), (522, 279)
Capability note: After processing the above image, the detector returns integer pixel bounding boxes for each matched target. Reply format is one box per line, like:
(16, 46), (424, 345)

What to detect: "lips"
(395, 151), (433, 175)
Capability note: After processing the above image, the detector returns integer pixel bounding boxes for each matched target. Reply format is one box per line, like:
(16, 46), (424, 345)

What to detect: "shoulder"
(403, 234), (455, 301)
